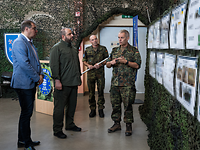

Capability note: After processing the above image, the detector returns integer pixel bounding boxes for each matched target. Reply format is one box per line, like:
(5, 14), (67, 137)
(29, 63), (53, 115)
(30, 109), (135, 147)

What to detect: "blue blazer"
(10, 34), (43, 89)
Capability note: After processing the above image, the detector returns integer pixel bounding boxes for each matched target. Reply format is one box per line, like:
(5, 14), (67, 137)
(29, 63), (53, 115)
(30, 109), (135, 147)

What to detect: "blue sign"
(39, 74), (51, 96)
(133, 16), (138, 81)
(133, 15), (138, 48)
(4, 33), (20, 64)
(39, 68), (52, 96)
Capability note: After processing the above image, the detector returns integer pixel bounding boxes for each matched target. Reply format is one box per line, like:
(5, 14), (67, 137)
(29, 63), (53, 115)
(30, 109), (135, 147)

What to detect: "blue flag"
(4, 33), (20, 65)
(133, 16), (138, 81)
(133, 15), (138, 49)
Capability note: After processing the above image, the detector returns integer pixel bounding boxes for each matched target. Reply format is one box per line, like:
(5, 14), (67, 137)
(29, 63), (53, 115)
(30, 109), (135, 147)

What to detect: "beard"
(64, 36), (72, 43)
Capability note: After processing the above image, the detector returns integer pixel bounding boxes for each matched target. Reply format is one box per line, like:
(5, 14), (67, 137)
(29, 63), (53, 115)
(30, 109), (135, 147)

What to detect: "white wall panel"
(100, 27), (146, 93)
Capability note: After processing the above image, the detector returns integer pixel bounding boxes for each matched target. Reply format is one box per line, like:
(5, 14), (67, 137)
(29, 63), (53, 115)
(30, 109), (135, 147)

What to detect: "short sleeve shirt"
(107, 44), (141, 87)
(82, 45), (109, 77)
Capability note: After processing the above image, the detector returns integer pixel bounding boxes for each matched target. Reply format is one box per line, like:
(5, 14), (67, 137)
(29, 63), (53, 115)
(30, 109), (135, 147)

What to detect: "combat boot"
(89, 109), (96, 118)
(125, 123), (132, 136)
(98, 109), (104, 118)
(108, 122), (121, 133)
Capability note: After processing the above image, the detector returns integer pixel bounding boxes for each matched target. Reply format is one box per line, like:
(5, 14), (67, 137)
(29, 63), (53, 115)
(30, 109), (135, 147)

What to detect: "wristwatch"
(125, 60), (129, 65)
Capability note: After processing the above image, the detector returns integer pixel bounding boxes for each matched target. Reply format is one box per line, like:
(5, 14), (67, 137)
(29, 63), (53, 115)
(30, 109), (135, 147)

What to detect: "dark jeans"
(15, 87), (36, 148)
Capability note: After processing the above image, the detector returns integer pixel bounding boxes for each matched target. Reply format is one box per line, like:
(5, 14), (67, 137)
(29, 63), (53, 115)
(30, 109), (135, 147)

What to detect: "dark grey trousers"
(53, 86), (78, 133)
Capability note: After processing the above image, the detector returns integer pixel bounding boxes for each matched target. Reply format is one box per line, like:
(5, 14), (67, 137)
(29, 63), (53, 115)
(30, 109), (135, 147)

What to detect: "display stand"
(35, 60), (54, 115)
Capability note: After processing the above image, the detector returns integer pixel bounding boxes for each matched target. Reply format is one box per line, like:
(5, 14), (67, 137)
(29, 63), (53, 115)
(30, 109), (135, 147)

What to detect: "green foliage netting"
(0, 0), (173, 50)
(0, 0), (171, 97)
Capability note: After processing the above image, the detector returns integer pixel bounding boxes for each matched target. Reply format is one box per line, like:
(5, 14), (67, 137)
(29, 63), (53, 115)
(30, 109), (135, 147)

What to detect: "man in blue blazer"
(10, 20), (43, 150)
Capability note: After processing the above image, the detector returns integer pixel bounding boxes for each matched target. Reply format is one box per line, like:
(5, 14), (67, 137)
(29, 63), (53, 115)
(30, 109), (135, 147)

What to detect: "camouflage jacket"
(82, 44), (109, 77)
(107, 43), (141, 87)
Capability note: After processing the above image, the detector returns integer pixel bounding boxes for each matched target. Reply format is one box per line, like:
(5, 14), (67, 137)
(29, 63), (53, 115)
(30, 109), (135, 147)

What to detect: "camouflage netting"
(0, 0), (175, 58)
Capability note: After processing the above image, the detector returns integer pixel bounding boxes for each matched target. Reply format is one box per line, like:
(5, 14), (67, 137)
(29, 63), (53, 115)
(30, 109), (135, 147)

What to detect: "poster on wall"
(170, 2), (187, 49)
(148, 25), (154, 49)
(37, 61), (53, 102)
(163, 53), (176, 96)
(186, 0), (200, 50)
(160, 13), (170, 49)
(176, 56), (197, 116)
(4, 33), (20, 64)
(153, 20), (161, 49)
(156, 52), (165, 84)
(149, 51), (156, 78)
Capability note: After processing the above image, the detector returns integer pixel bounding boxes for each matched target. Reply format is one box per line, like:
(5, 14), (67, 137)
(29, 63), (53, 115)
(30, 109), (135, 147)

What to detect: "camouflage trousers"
(110, 86), (136, 123)
(87, 76), (105, 110)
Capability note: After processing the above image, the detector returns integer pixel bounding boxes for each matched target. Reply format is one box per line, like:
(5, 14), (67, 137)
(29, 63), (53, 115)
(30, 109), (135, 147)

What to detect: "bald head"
(89, 35), (98, 48)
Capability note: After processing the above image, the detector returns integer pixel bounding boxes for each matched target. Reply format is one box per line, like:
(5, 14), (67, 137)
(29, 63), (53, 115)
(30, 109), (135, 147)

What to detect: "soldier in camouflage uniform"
(82, 35), (109, 118)
(106, 30), (141, 136)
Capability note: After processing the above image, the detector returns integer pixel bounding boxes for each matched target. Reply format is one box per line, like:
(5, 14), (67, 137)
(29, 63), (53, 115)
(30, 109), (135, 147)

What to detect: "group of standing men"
(11, 20), (141, 150)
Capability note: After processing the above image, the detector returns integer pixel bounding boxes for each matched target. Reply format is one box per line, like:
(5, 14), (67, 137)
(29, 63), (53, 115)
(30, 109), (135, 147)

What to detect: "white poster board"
(149, 51), (156, 78)
(163, 53), (176, 96)
(148, 25), (154, 49)
(160, 14), (170, 49)
(153, 20), (161, 49)
(176, 56), (197, 115)
(170, 2), (187, 49)
(156, 52), (164, 84)
(186, 0), (200, 50)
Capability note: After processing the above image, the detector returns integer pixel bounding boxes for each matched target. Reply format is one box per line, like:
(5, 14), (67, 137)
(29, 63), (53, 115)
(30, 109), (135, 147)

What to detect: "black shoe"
(24, 146), (36, 150)
(65, 125), (82, 132)
(89, 110), (96, 117)
(98, 109), (104, 118)
(54, 131), (67, 139)
(18, 141), (40, 148)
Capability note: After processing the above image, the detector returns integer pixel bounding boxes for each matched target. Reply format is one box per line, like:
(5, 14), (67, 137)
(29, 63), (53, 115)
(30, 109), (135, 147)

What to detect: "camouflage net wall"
(0, 0), (174, 56)
(0, 0), (174, 94)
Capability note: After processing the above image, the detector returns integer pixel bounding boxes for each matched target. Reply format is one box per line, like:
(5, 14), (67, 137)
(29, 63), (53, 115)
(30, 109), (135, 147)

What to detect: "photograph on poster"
(148, 25), (154, 49)
(153, 20), (161, 49)
(176, 56), (197, 116)
(170, 2), (187, 49)
(186, 0), (200, 50)
(160, 14), (170, 49)
(149, 51), (156, 78)
(156, 52), (164, 84)
(163, 53), (176, 96)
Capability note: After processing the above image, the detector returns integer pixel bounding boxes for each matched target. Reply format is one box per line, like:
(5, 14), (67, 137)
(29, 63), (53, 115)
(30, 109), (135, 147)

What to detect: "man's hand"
(88, 64), (95, 70)
(106, 58), (117, 68)
(38, 75), (43, 85)
(110, 58), (117, 65)
(55, 79), (62, 90)
(94, 63), (101, 69)
(117, 56), (127, 64)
